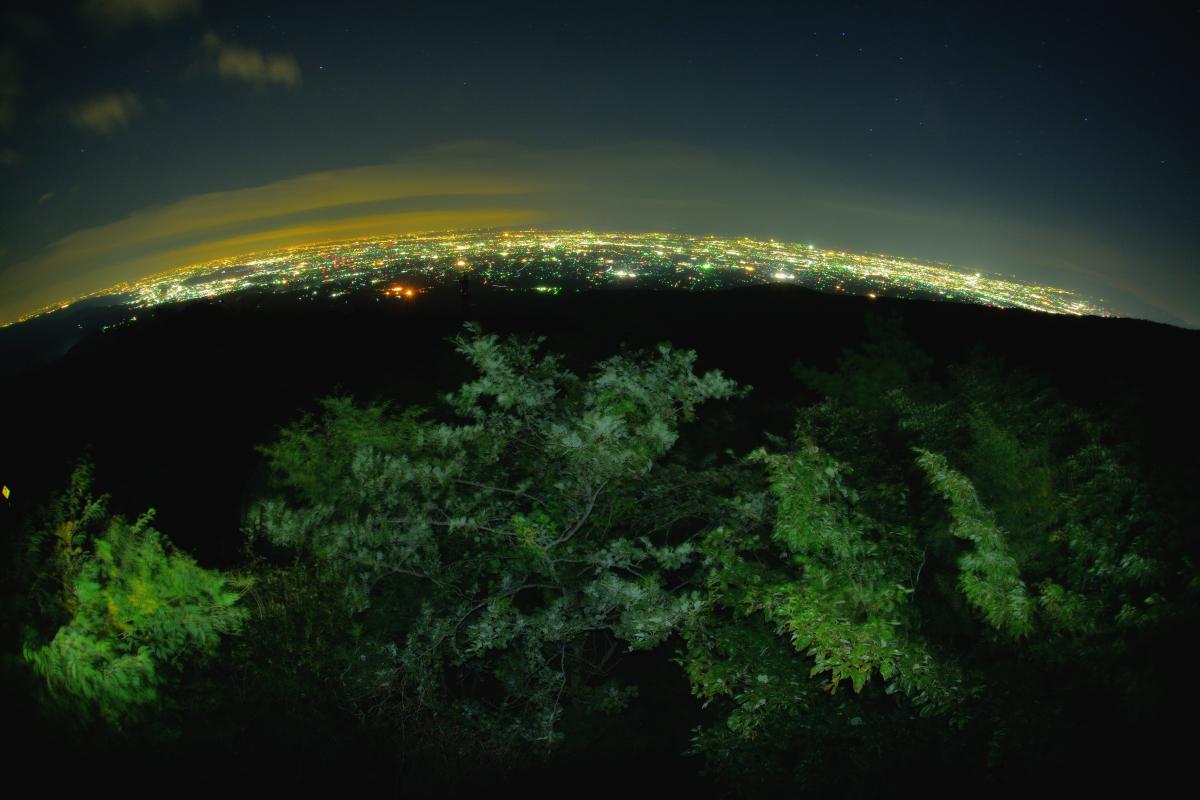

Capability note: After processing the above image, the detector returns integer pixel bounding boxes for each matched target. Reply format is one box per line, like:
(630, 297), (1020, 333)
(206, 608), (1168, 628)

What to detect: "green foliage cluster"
(236, 322), (1195, 783)
(654, 319), (1193, 786)
(18, 463), (248, 726)
(915, 448), (1034, 637)
(762, 322), (1191, 770)
(13, 319), (1195, 789)
(247, 323), (742, 761)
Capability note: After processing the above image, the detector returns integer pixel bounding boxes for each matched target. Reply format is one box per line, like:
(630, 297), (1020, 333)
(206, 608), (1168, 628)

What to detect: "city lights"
(4, 229), (1112, 327)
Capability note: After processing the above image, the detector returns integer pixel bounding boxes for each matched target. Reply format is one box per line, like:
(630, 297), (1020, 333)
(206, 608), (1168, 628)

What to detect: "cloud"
(82, 0), (200, 28)
(0, 141), (1191, 326)
(6, 207), (534, 324)
(37, 191), (54, 204)
(67, 90), (142, 134)
(0, 143), (556, 322)
(217, 46), (301, 88)
(0, 147), (18, 166)
(200, 33), (300, 89)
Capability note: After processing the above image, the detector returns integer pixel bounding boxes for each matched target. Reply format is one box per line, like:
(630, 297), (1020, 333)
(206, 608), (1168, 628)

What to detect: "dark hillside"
(4, 285), (1195, 562)
(2, 286), (1197, 796)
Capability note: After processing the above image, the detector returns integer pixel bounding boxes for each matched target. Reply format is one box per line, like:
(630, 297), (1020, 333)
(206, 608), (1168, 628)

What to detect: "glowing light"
(7, 229), (1111, 326)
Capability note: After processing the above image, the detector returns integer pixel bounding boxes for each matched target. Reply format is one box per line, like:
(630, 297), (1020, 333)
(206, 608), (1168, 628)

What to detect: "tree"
(19, 463), (248, 727)
(248, 323), (744, 765)
(242, 320), (1196, 787)
(679, 320), (1198, 787)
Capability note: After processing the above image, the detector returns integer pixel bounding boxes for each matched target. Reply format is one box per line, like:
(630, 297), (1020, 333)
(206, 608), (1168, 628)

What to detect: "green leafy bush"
(248, 323), (743, 762)
(20, 463), (248, 726)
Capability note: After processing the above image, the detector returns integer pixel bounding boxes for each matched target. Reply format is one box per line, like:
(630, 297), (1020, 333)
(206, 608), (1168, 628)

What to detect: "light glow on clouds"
(0, 141), (1184, 325)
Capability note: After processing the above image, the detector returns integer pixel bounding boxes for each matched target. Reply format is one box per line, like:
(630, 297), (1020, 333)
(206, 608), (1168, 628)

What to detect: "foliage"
(16, 316), (1181, 788)
(915, 448), (1033, 637)
(248, 323), (743, 762)
(256, 396), (427, 509)
(664, 316), (1198, 786)
(678, 442), (970, 772)
(240, 319), (1196, 784)
(19, 463), (248, 726)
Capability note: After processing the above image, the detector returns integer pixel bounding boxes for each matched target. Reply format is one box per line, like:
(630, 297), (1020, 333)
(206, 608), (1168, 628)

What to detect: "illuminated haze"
(0, 3), (1195, 326)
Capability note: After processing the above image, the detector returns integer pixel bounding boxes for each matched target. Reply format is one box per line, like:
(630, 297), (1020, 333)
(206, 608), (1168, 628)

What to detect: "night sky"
(1, 1), (1196, 325)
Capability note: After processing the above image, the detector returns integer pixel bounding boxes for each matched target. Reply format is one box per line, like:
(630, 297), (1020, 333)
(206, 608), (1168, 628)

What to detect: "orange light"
(455, 259), (467, 267)
(405, 289), (414, 297)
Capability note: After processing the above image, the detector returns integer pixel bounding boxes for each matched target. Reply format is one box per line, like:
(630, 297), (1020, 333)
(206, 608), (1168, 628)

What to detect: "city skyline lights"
(3, 229), (1111, 328)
